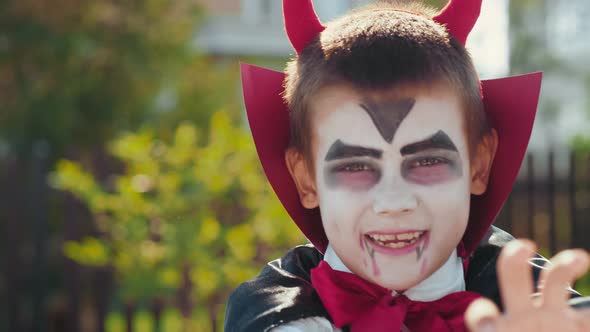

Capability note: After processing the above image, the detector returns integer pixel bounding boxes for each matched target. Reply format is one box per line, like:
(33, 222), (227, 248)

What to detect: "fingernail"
(561, 250), (578, 264)
(475, 318), (496, 332)
(504, 240), (534, 256)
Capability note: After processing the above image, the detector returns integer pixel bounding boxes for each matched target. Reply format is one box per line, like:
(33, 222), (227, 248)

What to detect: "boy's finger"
(465, 298), (500, 332)
(541, 249), (589, 309)
(497, 239), (536, 314)
(575, 310), (590, 331)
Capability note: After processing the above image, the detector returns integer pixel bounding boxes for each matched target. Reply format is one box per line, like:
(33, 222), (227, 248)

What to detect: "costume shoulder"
(224, 244), (330, 332)
(466, 226), (519, 308)
(225, 227), (590, 332)
(467, 226), (590, 310)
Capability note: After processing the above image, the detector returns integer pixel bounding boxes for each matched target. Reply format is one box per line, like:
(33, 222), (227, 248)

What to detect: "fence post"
(527, 154), (535, 239)
(568, 150), (577, 248)
(504, 192), (513, 234)
(152, 298), (164, 332)
(64, 193), (82, 332)
(29, 141), (51, 332)
(125, 301), (136, 332)
(94, 267), (113, 332)
(548, 150), (556, 254)
(1, 156), (24, 332)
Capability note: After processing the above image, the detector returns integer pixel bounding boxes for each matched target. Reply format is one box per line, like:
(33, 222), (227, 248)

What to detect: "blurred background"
(1, 0), (590, 331)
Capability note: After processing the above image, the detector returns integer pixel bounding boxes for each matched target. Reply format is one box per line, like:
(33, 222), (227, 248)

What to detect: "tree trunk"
(93, 267), (113, 332)
(1, 158), (24, 332)
(208, 300), (218, 332)
(177, 263), (193, 332)
(151, 297), (165, 332)
(64, 193), (83, 332)
(124, 301), (136, 332)
(29, 144), (51, 332)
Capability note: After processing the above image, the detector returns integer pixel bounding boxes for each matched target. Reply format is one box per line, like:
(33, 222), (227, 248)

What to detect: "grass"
(105, 307), (219, 332)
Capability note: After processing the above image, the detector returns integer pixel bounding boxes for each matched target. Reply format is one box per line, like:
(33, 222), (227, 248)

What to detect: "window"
(546, 0), (590, 57)
(240, 0), (373, 26)
(241, 0), (281, 25)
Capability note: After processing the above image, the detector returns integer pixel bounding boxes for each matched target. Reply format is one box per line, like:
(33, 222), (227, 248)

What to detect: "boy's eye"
(339, 163), (373, 172)
(402, 155), (461, 186)
(326, 162), (381, 190)
(410, 157), (449, 168)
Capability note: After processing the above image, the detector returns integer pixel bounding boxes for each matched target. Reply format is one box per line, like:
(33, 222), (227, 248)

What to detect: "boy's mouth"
(364, 231), (428, 256)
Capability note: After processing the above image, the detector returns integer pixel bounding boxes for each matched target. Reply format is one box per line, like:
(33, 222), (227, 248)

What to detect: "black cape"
(225, 227), (589, 332)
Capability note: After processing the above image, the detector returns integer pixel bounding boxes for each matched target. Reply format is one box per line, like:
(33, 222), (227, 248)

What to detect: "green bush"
(51, 111), (305, 330)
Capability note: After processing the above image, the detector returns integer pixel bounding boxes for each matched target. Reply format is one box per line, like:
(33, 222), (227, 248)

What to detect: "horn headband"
(243, 0), (542, 254)
(285, 0), (481, 54)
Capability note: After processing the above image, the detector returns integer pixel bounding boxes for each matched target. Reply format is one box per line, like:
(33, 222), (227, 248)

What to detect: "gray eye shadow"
(360, 97), (415, 143)
(399, 131), (463, 181)
(323, 140), (382, 190)
(400, 153), (463, 179)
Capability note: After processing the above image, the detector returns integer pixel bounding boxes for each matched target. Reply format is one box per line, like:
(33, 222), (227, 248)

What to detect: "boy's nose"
(372, 189), (418, 217)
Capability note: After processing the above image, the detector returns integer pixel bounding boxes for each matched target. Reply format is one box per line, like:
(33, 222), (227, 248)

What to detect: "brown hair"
(283, 1), (490, 162)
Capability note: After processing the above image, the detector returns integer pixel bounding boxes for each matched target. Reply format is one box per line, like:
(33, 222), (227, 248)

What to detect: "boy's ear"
(470, 129), (499, 195)
(285, 148), (320, 209)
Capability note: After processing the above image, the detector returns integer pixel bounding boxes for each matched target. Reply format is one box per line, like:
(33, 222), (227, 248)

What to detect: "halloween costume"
(226, 0), (589, 331)
(225, 227), (586, 332)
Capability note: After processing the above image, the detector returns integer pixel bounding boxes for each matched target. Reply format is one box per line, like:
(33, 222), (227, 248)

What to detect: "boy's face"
(288, 83), (493, 291)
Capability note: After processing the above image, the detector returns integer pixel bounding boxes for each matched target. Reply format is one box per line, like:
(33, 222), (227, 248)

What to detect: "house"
(195, 0), (509, 77)
(526, 0), (590, 152)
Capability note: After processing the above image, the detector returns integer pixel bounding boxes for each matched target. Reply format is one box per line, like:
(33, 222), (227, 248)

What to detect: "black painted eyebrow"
(400, 130), (458, 156)
(325, 140), (383, 161)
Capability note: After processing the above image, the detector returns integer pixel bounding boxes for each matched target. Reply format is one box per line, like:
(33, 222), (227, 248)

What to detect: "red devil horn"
(283, 0), (326, 54)
(433, 0), (482, 45)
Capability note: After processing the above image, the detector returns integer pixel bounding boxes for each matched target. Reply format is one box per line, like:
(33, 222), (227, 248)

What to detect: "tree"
(0, 0), (232, 158)
(0, 1), (240, 330)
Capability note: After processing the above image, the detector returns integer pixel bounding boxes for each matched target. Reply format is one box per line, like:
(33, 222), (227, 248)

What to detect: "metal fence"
(495, 151), (590, 254)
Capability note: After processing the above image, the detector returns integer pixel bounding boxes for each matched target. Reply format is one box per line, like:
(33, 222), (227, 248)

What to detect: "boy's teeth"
(397, 233), (412, 240)
(368, 231), (423, 243)
(383, 242), (405, 248)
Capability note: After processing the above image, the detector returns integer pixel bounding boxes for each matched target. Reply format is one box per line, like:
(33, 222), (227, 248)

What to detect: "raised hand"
(466, 239), (590, 332)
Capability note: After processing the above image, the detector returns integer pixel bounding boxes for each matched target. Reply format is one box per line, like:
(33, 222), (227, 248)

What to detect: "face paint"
(372, 258), (381, 277)
(415, 232), (431, 262)
(325, 140), (383, 161)
(310, 85), (471, 291)
(420, 258), (428, 278)
(400, 130), (458, 155)
(324, 161), (382, 191)
(324, 141), (384, 190)
(360, 98), (415, 143)
(362, 235), (381, 277)
(363, 235), (376, 260)
(416, 243), (424, 260)
(400, 131), (463, 185)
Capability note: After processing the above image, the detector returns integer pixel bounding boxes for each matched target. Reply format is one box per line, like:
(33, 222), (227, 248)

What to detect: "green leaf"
(63, 237), (110, 266)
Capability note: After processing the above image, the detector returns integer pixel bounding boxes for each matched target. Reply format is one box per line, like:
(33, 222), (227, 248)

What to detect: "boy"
(226, 0), (590, 331)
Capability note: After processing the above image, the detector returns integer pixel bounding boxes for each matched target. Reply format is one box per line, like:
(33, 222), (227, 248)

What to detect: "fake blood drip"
(371, 257), (381, 277)
(416, 242), (424, 260)
(363, 237), (381, 277)
(420, 258), (428, 278)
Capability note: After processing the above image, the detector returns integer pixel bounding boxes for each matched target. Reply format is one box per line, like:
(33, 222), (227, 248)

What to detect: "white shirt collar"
(323, 244), (466, 302)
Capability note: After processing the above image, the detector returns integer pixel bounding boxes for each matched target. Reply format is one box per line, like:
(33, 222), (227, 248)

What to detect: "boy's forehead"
(310, 83), (464, 129)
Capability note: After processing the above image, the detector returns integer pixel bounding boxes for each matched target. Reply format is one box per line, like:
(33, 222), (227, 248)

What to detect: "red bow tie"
(310, 261), (481, 332)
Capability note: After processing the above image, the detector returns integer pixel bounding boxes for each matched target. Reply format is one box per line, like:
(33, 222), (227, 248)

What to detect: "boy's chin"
(369, 273), (425, 292)
(361, 256), (441, 291)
